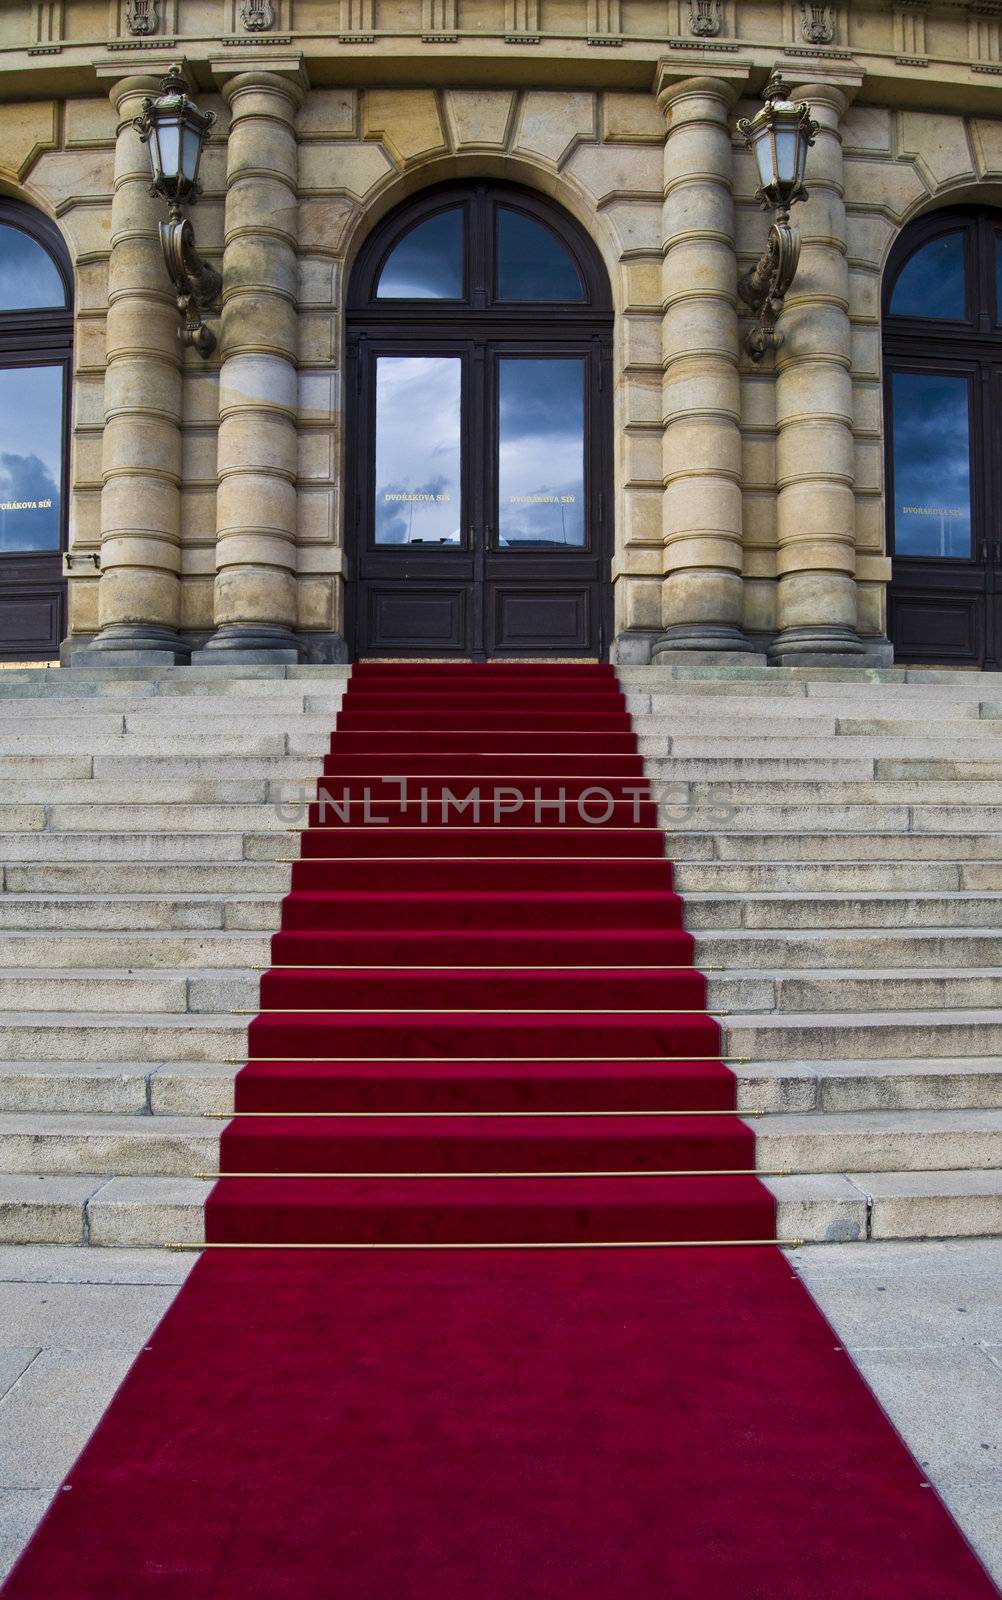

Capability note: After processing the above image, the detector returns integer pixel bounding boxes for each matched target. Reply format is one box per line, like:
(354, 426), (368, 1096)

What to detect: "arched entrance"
(0, 199), (73, 660)
(345, 182), (613, 659)
(884, 206), (1002, 669)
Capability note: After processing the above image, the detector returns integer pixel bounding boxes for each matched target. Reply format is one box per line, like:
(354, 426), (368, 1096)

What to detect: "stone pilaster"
(76, 74), (186, 665)
(199, 69), (304, 663)
(651, 73), (758, 663)
(770, 80), (864, 665)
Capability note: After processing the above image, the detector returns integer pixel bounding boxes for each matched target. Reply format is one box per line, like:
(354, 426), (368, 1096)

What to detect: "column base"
(190, 624), (303, 666)
(650, 624), (764, 666)
(768, 626), (867, 668)
(64, 624), (190, 669)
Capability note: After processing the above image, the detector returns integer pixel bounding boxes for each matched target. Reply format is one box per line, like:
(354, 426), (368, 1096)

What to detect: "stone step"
(733, 1057), (1002, 1114)
(90, 757), (323, 781)
(685, 892), (1002, 930)
(0, 832), (278, 862)
(632, 694), (987, 721)
(0, 969), (261, 1015)
(74, 1171), (1002, 1247)
(674, 861), (968, 892)
(5, 964), (1000, 1017)
(0, 1013), (245, 1063)
(722, 1009), (1002, 1061)
(755, 1108), (1002, 1173)
(0, 1113), (214, 1175)
(662, 780), (1002, 805)
(695, 929), (1002, 969)
(0, 870), (288, 908)
(0, 731), (294, 757)
(0, 665), (350, 694)
(0, 694), (345, 719)
(669, 833), (1002, 862)
(759, 1171), (1002, 1244)
(3, 1166), (1001, 1248)
(638, 734), (1002, 759)
(0, 1106), (997, 1181)
(0, 930), (271, 967)
(0, 1055), (995, 1119)
(0, 780), (275, 804)
(23, 805), (294, 833)
(6, 800), (1002, 837)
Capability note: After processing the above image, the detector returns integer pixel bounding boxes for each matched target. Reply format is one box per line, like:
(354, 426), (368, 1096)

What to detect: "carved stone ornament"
(126, 0), (159, 34)
(239, 0), (276, 27)
(800, 1), (835, 43)
(688, 0), (722, 35)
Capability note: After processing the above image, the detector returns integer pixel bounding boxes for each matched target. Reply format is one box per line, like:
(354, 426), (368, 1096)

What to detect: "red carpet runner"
(3, 662), (998, 1598)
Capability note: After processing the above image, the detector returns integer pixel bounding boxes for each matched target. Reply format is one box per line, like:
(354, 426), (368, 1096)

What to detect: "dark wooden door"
(346, 184), (613, 660)
(885, 208), (1002, 669)
(0, 203), (73, 660)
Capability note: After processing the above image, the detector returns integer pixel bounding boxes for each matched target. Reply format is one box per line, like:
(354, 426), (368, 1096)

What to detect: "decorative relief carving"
(800, 1), (835, 43)
(239, 0), (275, 28)
(126, 0), (159, 34)
(688, 0), (721, 35)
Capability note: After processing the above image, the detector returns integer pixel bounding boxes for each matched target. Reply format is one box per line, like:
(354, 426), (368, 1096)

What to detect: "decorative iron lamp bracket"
(738, 211), (801, 362)
(133, 66), (221, 359)
(159, 204), (222, 359)
(736, 73), (818, 363)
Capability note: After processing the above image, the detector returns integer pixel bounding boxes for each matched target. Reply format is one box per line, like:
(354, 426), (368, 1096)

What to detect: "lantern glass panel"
(156, 117), (181, 185)
(774, 123), (798, 187)
(753, 130), (775, 192)
(180, 119), (202, 187)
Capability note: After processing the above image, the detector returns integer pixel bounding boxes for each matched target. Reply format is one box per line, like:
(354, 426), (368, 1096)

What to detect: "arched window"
(883, 207), (1002, 670)
(346, 183), (613, 659)
(0, 200), (73, 659)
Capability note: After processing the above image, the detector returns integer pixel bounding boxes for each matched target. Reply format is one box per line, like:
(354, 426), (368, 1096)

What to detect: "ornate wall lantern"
(133, 65), (221, 359)
(736, 72), (818, 362)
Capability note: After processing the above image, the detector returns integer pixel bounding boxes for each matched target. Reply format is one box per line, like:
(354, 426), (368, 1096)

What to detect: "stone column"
(770, 80), (863, 665)
(197, 69), (304, 663)
(75, 74), (186, 666)
(651, 72), (757, 663)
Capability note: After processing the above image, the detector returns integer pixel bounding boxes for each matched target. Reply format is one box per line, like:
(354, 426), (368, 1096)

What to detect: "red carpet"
(3, 662), (998, 1598)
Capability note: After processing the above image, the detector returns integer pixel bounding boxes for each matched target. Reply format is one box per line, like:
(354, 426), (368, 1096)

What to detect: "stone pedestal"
(73, 74), (186, 666)
(770, 80), (864, 667)
(651, 73), (757, 664)
(199, 69), (305, 664)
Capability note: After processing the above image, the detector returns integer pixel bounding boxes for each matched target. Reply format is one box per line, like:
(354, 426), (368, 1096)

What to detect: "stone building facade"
(1, 0), (1001, 667)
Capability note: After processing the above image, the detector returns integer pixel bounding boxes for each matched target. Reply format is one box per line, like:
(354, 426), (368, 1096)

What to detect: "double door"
(348, 333), (611, 659)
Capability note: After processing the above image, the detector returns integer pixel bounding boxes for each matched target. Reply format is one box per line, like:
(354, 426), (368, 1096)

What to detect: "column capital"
(786, 72), (864, 125)
(209, 55), (309, 106)
(654, 66), (748, 120)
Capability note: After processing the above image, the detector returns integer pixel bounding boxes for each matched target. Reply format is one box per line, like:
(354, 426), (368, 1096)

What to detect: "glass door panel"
(496, 357), (585, 549)
(0, 364), (64, 553)
(891, 371), (973, 559)
(374, 355), (463, 546)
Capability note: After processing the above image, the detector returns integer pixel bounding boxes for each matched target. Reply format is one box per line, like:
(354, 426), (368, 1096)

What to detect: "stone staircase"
(0, 660), (1000, 1246)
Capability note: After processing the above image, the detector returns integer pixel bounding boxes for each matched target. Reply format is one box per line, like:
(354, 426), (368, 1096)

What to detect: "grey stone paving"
(791, 1238), (1002, 1586)
(0, 1242), (999, 1587)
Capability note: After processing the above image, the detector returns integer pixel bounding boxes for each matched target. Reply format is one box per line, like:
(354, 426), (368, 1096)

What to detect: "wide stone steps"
(0, 659), (998, 1247)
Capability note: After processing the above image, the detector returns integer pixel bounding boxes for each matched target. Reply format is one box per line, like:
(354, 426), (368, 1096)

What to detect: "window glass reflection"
(498, 359), (585, 548)
(892, 371), (972, 559)
(890, 232), (966, 320)
(995, 234), (1002, 325)
(0, 365), (63, 553)
(0, 224), (66, 311)
(376, 209), (463, 299)
(375, 357), (462, 545)
(496, 210), (585, 302)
